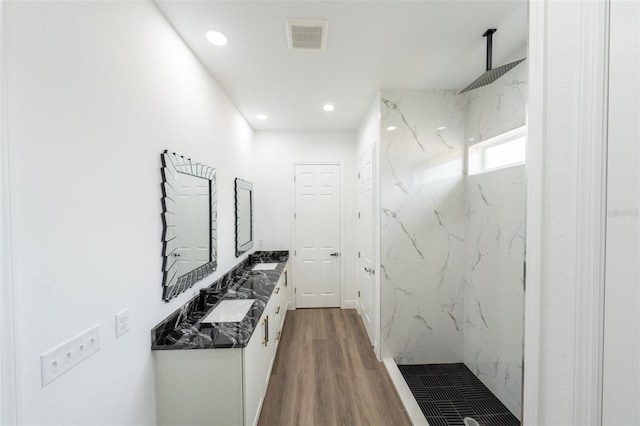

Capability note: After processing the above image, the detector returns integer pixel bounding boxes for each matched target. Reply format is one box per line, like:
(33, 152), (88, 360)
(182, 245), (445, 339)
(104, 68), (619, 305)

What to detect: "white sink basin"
(201, 299), (255, 323)
(252, 263), (278, 271)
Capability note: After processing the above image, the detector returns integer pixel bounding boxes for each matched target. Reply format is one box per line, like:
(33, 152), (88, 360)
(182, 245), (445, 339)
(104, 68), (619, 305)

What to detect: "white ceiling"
(155, 1), (528, 131)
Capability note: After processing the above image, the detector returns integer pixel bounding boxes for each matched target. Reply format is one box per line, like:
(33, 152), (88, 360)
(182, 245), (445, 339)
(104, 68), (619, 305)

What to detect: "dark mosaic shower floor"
(398, 363), (520, 426)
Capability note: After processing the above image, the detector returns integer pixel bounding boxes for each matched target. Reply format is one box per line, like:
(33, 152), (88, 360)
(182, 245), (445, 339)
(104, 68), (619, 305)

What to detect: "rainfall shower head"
(459, 28), (525, 94)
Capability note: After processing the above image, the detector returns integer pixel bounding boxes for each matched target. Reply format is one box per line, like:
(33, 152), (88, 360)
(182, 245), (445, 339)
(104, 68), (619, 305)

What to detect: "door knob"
(364, 267), (371, 273)
(330, 252), (341, 257)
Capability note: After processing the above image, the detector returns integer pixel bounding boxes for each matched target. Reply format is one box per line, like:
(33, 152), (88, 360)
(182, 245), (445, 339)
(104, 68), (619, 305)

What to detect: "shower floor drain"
(464, 417), (480, 426)
(398, 363), (520, 426)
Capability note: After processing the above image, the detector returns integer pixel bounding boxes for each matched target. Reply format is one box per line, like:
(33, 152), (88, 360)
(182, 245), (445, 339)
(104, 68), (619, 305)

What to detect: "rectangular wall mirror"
(235, 178), (253, 257)
(161, 151), (217, 301)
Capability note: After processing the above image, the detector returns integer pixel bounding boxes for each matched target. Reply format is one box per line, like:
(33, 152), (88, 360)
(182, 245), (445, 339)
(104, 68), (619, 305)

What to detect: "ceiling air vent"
(286, 19), (328, 51)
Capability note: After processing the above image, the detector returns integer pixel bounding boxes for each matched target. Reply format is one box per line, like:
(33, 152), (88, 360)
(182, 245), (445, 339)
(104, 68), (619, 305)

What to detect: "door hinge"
(294, 287), (297, 293)
(294, 250), (297, 256)
(294, 212), (296, 219)
(358, 212), (361, 219)
(358, 251), (361, 258)
(358, 290), (361, 297)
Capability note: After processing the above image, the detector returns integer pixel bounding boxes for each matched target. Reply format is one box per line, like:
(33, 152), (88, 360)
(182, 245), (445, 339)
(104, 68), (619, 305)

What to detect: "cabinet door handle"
(330, 252), (340, 257)
(276, 331), (281, 341)
(276, 306), (280, 314)
(262, 318), (267, 346)
(275, 287), (280, 294)
(265, 315), (269, 345)
(284, 271), (288, 287)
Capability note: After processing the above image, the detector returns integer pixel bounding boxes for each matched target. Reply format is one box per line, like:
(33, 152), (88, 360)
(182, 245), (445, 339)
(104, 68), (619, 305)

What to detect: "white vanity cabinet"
(242, 306), (272, 426)
(269, 269), (289, 355)
(154, 261), (292, 426)
(154, 347), (245, 425)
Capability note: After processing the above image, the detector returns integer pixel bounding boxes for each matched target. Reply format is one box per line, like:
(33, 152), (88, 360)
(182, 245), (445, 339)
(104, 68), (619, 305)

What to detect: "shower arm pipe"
(484, 28), (497, 71)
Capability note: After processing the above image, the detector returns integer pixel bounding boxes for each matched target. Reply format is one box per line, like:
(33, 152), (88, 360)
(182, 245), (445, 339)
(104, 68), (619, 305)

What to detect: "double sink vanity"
(155, 151), (290, 425)
(152, 251), (292, 426)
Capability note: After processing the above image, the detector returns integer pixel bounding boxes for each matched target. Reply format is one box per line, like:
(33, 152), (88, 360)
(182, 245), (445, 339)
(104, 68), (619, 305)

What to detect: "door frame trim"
(523, 0), (609, 423)
(291, 161), (344, 308)
(356, 144), (380, 354)
(571, 1), (609, 423)
(1, 2), (19, 423)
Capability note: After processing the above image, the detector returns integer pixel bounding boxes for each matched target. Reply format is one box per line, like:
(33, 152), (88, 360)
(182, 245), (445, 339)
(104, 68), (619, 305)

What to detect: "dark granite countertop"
(151, 251), (289, 350)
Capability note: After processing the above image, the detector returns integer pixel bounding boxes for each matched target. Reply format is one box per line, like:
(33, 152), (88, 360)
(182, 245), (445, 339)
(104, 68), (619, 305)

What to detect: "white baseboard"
(383, 358), (428, 426)
(341, 299), (358, 309)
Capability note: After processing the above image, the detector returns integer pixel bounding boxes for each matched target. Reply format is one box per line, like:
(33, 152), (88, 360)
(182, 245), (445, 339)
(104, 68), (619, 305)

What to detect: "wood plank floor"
(258, 308), (411, 426)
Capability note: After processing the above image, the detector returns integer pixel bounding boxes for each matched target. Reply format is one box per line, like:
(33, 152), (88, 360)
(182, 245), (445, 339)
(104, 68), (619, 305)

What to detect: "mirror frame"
(161, 150), (217, 301)
(234, 178), (254, 257)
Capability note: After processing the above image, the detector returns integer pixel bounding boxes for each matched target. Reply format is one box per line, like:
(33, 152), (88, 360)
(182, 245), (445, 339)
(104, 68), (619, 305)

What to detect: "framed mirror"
(161, 150), (217, 301)
(235, 178), (254, 257)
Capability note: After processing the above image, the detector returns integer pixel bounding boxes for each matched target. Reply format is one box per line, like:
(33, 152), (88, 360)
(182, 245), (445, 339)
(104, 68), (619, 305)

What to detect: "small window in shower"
(468, 126), (527, 175)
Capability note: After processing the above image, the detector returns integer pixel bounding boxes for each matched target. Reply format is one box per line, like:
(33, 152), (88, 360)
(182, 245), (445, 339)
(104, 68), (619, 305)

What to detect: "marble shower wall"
(378, 50), (527, 417)
(463, 166), (525, 418)
(380, 90), (467, 363)
(461, 52), (527, 419)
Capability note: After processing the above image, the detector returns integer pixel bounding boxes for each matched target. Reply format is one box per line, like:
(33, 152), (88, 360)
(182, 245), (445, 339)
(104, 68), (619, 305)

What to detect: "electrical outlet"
(115, 309), (130, 338)
(40, 324), (101, 387)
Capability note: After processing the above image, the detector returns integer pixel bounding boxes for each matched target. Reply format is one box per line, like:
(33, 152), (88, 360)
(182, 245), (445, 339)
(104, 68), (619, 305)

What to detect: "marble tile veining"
(461, 48), (527, 419)
(463, 167), (525, 419)
(379, 48), (527, 419)
(151, 251), (289, 350)
(380, 89), (467, 364)
(463, 48), (528, 144)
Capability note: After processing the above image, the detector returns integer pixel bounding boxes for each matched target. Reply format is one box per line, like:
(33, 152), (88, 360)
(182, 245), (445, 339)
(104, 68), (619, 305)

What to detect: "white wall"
(602, 0), (640, 423)
(253, 130), (357, 306)
(5, 2), (253, 424)
(357, 94), (380, 157)
(0, 1), (18, 423)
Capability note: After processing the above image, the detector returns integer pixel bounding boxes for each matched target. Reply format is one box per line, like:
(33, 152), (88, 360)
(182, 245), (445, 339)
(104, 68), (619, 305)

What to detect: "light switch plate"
(40, 324), (101, 387)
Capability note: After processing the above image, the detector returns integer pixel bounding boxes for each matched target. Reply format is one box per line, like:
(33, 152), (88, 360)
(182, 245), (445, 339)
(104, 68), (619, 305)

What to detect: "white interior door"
(177, 172), (210, 274)
(294, 164), (341, 308)
(357, 146), (375, 346)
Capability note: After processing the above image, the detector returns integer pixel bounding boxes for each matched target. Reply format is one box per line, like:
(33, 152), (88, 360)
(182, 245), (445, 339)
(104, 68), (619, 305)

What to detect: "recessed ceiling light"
(323, 104), (335, 112)
(386, 126), (397, 131)
(437, 126), (447, 130)
(256, 114), (267, 121)
(206, 30), (229, 47)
